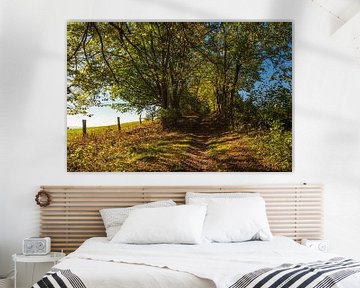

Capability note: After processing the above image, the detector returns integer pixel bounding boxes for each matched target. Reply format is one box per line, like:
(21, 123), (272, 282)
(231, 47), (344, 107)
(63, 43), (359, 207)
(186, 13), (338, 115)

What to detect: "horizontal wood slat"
(39, 184), (323, 253)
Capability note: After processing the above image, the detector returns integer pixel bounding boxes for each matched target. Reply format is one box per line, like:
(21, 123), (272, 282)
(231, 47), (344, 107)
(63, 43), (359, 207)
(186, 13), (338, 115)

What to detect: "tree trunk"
(230, 63), (241, 129)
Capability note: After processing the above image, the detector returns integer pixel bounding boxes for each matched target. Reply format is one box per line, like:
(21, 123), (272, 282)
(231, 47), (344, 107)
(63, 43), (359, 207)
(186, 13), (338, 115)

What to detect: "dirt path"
(184, 133), (219, 171)
(68, 120), (272, 172)
(181, 119), (270, 172)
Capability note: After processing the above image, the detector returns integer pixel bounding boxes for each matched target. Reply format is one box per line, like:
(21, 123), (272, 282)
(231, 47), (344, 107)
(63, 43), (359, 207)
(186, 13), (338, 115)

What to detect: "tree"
(67, 22), (292, 130)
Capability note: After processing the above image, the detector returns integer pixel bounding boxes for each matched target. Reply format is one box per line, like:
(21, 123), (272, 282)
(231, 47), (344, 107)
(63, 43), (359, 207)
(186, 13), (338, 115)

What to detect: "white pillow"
(186, 192), (259, 204)
(100, 200), (176, 240)
(202, 197), (272, 243)
(111, 205), (207, 244)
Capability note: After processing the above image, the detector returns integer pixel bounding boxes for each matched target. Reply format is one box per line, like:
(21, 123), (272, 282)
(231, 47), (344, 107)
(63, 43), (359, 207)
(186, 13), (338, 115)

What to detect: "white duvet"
(54, 237), (360, 288)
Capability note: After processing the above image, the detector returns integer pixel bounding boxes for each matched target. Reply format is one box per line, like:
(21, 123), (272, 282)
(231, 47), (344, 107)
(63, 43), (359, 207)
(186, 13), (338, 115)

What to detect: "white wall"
(1, 0), (360, 285)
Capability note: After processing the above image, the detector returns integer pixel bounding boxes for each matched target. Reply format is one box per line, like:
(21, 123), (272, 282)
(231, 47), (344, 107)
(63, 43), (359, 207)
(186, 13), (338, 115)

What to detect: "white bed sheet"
(54, 236), (360, 288)
(56, 258), (214, 288)
(56, 237), (214, 288)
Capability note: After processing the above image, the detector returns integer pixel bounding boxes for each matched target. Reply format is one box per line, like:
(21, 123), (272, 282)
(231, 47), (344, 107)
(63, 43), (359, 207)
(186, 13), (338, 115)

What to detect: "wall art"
(67, 22), (292, 172)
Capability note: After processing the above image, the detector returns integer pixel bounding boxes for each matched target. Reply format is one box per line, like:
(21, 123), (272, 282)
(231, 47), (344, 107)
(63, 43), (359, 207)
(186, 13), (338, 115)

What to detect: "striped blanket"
(32, 268), (86, 288)
(230, 258), (360, 288)
(32, 258), (360, 288)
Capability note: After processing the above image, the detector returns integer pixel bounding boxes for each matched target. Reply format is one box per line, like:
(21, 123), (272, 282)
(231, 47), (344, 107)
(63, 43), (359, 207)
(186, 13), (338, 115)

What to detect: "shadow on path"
(178, 118), (270, 172)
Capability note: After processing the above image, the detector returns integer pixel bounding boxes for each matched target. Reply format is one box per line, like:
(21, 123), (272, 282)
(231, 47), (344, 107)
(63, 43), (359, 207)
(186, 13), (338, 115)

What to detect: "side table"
(12, 252), (65, 288)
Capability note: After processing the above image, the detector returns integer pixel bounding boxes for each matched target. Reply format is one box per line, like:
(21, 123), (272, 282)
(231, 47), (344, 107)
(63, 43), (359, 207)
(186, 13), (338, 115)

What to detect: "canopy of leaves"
(67, 22), (292, 129)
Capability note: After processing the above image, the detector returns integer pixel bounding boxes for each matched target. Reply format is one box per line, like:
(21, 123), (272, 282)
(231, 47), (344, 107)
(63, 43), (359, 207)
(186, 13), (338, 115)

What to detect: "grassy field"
(67, 121), (146, 141)
(67, 120), (291, 172)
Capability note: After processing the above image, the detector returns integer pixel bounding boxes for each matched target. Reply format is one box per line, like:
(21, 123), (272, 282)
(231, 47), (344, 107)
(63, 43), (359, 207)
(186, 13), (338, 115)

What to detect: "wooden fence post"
(82, 119), (87, 137)
(117, 117), (121, 131)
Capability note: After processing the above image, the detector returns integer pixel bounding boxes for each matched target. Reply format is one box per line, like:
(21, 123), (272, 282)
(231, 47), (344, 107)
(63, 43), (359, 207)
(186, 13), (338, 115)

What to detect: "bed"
(33, 185), (360, 288)
(33, 236), (360, 288)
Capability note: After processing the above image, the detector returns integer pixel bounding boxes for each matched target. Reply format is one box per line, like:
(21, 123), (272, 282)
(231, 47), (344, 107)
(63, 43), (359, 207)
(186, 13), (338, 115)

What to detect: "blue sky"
(67, 106), (140, 128)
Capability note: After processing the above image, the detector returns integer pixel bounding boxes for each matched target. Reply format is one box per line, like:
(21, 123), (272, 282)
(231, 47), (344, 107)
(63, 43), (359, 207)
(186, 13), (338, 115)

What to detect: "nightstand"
(301, 239), (328, 252)
(12, 252), (65, 288)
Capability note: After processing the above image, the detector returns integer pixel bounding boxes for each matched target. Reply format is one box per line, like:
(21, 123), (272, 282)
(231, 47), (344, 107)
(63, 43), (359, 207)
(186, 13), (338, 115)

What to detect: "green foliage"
(159, 108), (180, 128)
(67, 22), (292, 130)
(249, 121), (292, 171)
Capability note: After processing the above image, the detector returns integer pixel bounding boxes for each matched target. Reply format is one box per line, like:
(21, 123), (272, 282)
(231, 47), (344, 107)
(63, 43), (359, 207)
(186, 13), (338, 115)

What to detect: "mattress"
(35, 236), (360, 288)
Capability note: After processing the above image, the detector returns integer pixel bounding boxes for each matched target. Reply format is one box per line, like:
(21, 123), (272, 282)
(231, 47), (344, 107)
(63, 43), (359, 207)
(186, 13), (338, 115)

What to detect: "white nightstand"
(301, 239), (328, 252)
(12, 252), (65, 288)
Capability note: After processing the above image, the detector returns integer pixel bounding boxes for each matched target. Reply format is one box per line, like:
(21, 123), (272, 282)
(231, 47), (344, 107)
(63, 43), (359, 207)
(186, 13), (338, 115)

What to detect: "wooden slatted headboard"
(39, 184), (323, 253)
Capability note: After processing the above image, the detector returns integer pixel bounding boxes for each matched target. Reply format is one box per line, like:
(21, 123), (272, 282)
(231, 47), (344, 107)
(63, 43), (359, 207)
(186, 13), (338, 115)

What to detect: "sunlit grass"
(67, 121), (291, 172)
(67, 120), (151, 141)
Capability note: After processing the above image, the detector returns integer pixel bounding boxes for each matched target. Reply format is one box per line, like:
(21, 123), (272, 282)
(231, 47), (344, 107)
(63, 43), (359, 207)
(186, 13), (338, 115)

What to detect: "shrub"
(251, 121), (292, 171)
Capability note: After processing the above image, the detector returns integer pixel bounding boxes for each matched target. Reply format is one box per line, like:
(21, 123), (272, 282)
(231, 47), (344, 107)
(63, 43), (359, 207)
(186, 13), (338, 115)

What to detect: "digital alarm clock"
(23, 237), (51, 255)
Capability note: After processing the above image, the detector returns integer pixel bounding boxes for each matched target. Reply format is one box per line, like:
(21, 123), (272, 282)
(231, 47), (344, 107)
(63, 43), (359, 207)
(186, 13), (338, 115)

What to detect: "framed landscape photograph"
(67, 22), (292, 172)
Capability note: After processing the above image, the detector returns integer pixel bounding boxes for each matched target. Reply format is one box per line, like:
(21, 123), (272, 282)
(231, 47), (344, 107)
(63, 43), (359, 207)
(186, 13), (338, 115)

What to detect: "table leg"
(25, 263), (28, 287)
(14, 259), (16, 288)
(31, 263), (35, 285)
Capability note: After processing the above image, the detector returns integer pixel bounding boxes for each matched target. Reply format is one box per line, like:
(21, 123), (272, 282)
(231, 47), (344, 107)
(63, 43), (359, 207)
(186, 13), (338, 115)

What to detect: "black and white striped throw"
(32, 268), (86, 288)
(229, 257), (360, 288)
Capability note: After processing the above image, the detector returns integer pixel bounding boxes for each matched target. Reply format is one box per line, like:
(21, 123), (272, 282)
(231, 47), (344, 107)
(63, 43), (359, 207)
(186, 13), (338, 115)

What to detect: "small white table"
(12, 252), (65, 288)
